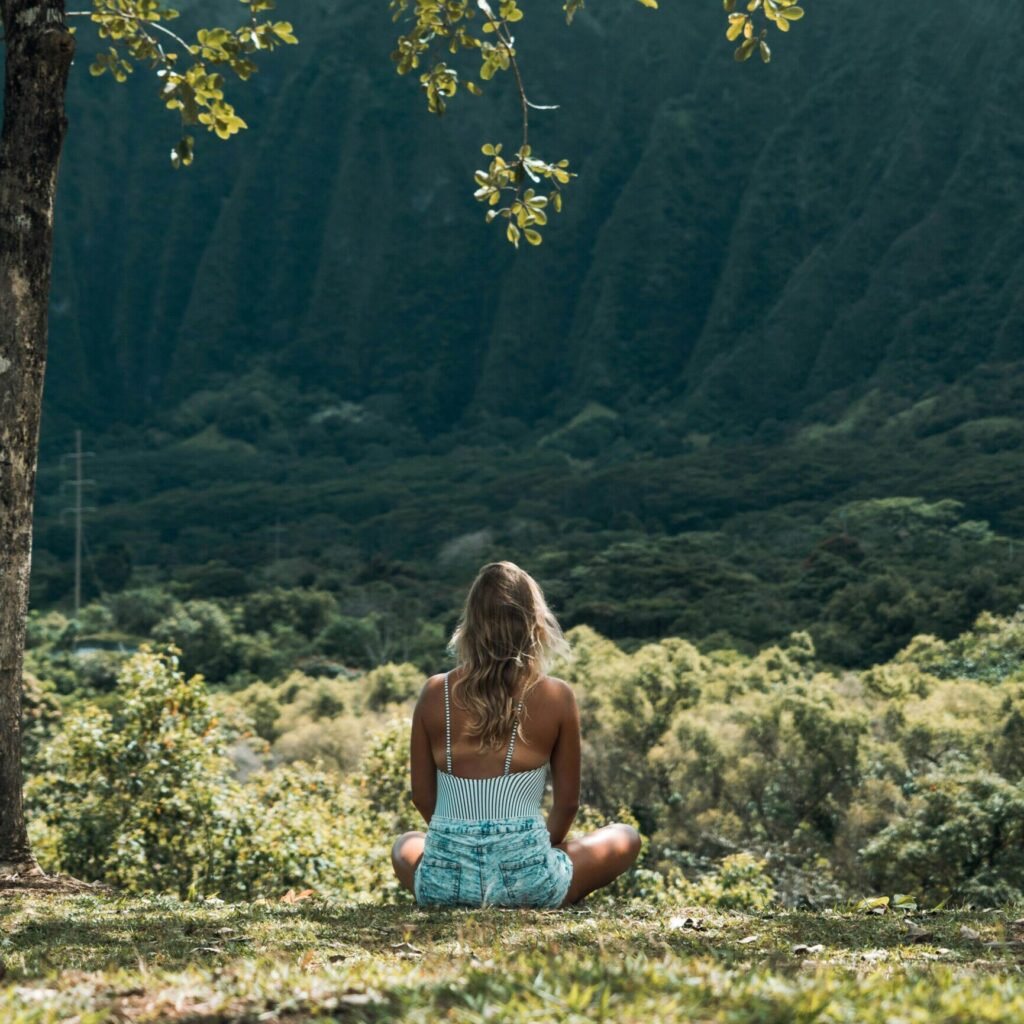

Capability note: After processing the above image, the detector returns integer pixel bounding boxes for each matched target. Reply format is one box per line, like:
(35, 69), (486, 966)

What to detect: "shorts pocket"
(499, 853), (558, 907)
(416, 856), (463, 906)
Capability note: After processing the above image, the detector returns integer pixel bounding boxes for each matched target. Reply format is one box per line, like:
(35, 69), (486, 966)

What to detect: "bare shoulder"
(538, 675), (577, 708)
(414, 672), (446, 711)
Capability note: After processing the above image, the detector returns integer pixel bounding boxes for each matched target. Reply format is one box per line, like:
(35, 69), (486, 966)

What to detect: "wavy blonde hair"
(448, 561), (570, 753)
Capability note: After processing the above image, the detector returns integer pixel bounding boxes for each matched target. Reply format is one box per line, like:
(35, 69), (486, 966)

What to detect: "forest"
(21, 606), (1024, 908)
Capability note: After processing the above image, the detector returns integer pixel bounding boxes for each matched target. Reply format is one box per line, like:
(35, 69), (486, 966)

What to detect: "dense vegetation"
(22, 607), (1024, 908)
(41, 3), (1024, 434)
(31, 464), (1024, 672)
(10, 605), (1024, 1020)
(29, 1), (1024, 669)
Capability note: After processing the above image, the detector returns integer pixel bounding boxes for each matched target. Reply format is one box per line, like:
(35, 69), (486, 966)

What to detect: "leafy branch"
(67, 0), (298, 168)
(390, 0), (810, 246)
(724, 0), (805, 63)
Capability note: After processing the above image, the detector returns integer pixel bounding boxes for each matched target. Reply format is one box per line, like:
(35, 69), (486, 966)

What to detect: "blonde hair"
(448, 561), (570, 753)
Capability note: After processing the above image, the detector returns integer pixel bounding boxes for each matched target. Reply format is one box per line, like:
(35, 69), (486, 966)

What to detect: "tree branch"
(66, 8), (192, 57)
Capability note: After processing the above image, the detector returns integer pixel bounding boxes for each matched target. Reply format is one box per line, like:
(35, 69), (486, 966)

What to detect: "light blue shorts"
(414, 813), (574, 909)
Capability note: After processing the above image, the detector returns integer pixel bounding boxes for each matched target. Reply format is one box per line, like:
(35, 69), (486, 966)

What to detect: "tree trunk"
(0, 0), (74, 874)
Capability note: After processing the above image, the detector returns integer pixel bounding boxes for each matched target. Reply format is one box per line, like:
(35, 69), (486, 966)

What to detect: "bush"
(242, 588), (339, 640)
(108, 587), (182, 636)
(152, 600), (243, 682)
(273, 717), (368, 773)
(274, 672), (349, 726)
(861, 768), (1024, 905)
(24, 608), (1024, 907)
(365, 662), (422, 710)
(26, 647), (396, 902)
(687, 852), (777, 911)
(355, 718), (420, 833)
(28, 646), (235, 896)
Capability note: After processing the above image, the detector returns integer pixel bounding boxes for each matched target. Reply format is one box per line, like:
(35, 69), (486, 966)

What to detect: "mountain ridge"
(40, 1), (1024, 445)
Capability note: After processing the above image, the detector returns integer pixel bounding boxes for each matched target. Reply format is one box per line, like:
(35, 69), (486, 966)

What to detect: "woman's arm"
(546, 678), (581, 846)
(409, 681), (438, 825)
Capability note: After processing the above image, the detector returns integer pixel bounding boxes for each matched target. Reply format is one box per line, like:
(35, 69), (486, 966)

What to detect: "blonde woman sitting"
(392, 561), (641, 907)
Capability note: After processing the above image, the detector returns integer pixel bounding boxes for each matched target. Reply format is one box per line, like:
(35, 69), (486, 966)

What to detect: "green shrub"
(355, 717), (420, 833)
(230, 680), (282, 741)
(26, 647), (395, 902)
(28, 646), (235, 896)
(108, 587), (182, 636)
(365, 662), (422, 710)
(687, 852), (777, 911)
(861, 768), (1024, 905)
(273, 716), (368, 773)
(152, 600), (243, 682)
(896, 609), (1024, 684)
(242, 588), (339, 640)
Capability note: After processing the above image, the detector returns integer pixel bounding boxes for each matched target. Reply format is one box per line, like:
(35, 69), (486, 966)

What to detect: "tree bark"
(0, 0), (74, 873)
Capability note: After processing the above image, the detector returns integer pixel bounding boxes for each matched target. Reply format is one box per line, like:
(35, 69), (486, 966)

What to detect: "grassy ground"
(2, 888), (1023, 1022)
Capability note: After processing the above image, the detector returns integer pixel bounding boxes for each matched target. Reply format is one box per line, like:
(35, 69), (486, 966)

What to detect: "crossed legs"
(391, 822), (641, 906)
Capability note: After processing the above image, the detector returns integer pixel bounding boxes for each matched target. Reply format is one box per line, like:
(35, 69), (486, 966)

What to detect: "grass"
(2, 890), (1023, 1022)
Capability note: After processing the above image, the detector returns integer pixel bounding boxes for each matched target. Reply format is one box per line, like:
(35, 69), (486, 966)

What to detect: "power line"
(60, 429), (95, 619)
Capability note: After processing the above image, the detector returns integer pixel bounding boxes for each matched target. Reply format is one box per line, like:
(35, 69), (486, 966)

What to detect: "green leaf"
(271, 21), (298, 43)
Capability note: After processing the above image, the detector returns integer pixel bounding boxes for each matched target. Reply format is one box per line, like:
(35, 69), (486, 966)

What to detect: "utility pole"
(271, 518), (285, 565)
(61, 429), (95, 619)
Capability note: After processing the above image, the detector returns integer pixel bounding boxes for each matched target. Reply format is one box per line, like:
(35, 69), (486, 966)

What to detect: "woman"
(391, 561), (641, 907)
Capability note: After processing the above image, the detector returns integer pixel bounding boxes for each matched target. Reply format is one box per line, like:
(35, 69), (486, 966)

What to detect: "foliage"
(24, 602), (1024, 908)
(25, 648), (393, 901)
(723, 0), (805, 63)
(896, 608), (1024, 684)
(27, 646), (234, 896)
(388, 0), (808, 242)
(20, 673), (62, 771)
(861, 768), (1024, 906)
(685, 852), (777, 911)
(73, 0), (298, 166)
(34, 419), (1024, 674)
(151, 599), (244, 681)
(558, 612), (1024, 905)
(365, 662), (424, 710)
(354, 717), (421, 834)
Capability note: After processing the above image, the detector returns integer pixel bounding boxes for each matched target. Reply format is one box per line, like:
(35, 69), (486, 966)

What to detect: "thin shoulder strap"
(443, 671), (453, 773)
(503, 697), (525, 776)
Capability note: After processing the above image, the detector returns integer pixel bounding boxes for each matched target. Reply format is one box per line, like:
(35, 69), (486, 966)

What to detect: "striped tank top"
(433, 670), (549, 820)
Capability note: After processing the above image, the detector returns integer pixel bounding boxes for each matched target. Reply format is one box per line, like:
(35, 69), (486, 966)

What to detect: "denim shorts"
(414, 813), (574, 909)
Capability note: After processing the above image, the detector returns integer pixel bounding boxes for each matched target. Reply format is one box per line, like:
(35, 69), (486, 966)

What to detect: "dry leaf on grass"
(280, 888), (316, 904)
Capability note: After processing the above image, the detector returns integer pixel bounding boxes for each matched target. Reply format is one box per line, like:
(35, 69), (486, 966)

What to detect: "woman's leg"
(391, 831), (426, 894)
(554, 823), (642, 906)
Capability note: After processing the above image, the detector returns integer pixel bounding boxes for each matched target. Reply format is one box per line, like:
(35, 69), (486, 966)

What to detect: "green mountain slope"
(43, 1), (1024, 438)
(26, 1), (1024, 664)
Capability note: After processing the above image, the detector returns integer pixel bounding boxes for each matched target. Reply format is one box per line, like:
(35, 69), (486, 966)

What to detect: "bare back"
(412, 670), (581, 820)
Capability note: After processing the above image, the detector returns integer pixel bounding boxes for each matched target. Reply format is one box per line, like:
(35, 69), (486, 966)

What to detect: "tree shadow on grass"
(1, 895), (595, 978)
